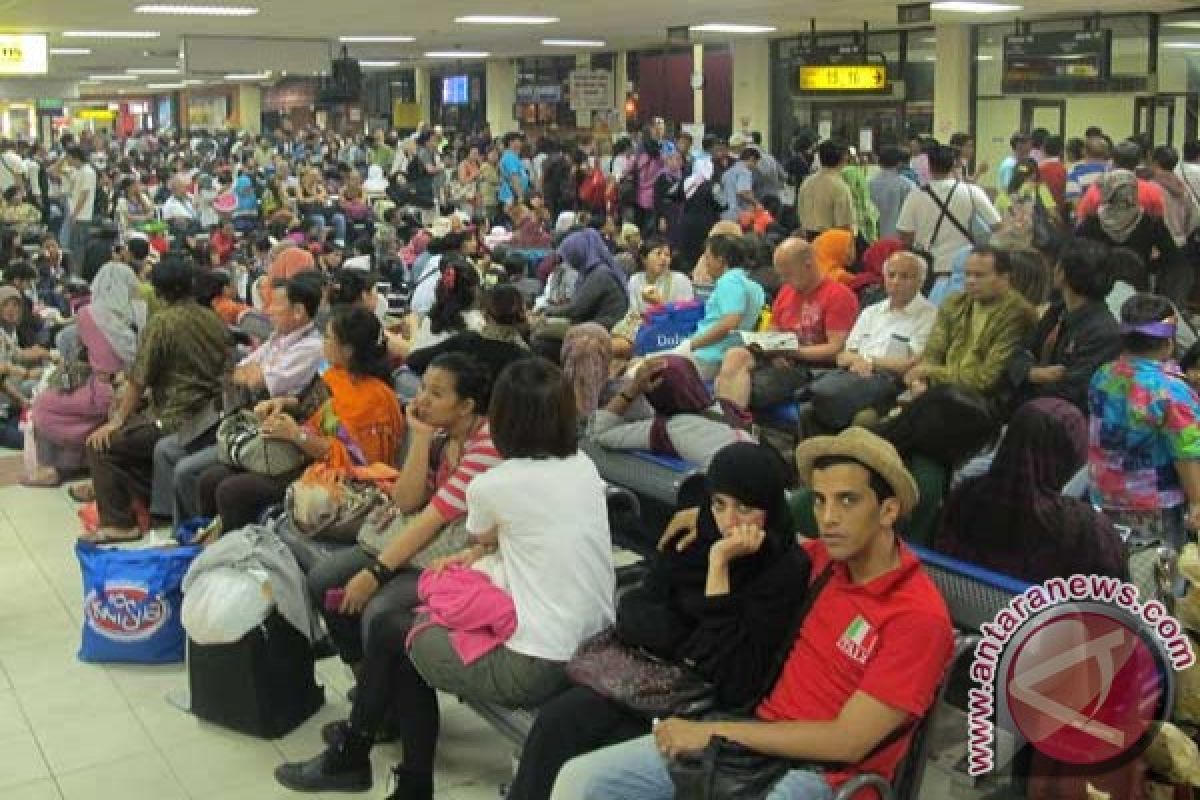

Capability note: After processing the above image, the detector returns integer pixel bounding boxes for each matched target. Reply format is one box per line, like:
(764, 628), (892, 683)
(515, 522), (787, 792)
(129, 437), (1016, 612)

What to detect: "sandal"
(20, 469), (61, 488)
(67, 483), (95, 503)
(78, 527), (144, 545)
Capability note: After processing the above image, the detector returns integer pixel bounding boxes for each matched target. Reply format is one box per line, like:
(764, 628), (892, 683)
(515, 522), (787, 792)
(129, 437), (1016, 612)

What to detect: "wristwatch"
(366, 558), (394, 584)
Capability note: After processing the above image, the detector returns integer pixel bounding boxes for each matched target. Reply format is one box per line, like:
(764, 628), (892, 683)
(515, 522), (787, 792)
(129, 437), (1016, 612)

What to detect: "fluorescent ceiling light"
(1165, 41), (1200, 48)
(360, 60), (402, 67)
(146, 82), (185, 88)
(79, 80), (101, 85)
(182, 78), (205, 84)
(542, 39), (605, 47)
(224, 72), (269, 79)
(688, 23), (777, 34)
(930, 2), (1022, 12)
(89, 74), (139, 80)
(1166, 21), (1200, 29)
(63, 30), (161, 38)
(425, 50), (489, 58)
(127, 67), (181, 74)
(455, 15), (558, 24)
(135, 4), (259, 15)
(50, 47), (92, 55)
(339, 35), (415, 42)
(977, 54), (995, 60)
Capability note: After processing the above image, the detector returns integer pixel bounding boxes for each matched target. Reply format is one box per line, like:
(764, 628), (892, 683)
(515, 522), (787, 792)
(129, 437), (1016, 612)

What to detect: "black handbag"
(667, 565), (834, 800)
(748, 364), (811, 410)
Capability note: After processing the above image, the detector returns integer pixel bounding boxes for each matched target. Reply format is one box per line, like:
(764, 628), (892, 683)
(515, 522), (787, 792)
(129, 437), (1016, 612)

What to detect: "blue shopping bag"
(76, 541), (200, 664)
(632, 301), (704, 356)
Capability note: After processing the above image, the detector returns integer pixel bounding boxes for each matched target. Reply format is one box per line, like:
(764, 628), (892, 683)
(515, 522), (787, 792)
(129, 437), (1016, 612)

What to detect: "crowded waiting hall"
(4, 2), (1200, 799)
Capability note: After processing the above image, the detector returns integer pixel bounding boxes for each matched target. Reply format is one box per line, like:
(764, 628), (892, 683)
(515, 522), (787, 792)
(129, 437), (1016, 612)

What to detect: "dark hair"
(1009, 132), (1031, 149)
(353, 236), (374, 257)
(1105, 246), (1148, 291)
(970, 244), (1013, 276)
(817, 140), (844, 168)
(127, 237), (150, 260)
(3, 260), (35, 283)
(1006, 248), (1052, 307)
(1030, 128), (1049, 148)
(151, 254), (195, 303)
(483, 284), (526, 326)
(873, 384), (998, 470)
(1066, 137), (1085, 162)
(66, 145), (87, 163)
(1120, 292), (1176, 355)
(489, 358), (576, 459)
(810, 454), (894, 508)
(502, 252), (528, 279)
(949, 132), (972, 149)
(879, 146), (906, 169)
(643, 138), (662, 159)
(638, 236), (670, 263)
(1113, 140), (1142, 171)
(1152, 145), (1180, 172)
(285, 272), (323, 318)
(194, 269), (231, 307)
(328, 305), (391, 383)
(2, 186), (19, 202)
(1085, 125), (1104, 138)
(1185, 140), (1200, 163)
(1056, 238), (1113, 300)
(427, 230), (467, 255)
(705, 233), (743, 267)
(928, 145), (958, 175)
(329, 268), (377, 307)
(1008, 158), (1041, 195)
(1044, 135), (1064, 158)
(430, 255), (480, 335)
(740, 146), (761, 162)
(426, 351), (492, 415)
(612, 137), (633, 156)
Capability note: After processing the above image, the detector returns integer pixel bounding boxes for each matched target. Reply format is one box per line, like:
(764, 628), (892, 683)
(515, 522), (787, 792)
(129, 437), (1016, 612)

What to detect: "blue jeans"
(551, 734), (833, 800)
(306, 211), (347, 243)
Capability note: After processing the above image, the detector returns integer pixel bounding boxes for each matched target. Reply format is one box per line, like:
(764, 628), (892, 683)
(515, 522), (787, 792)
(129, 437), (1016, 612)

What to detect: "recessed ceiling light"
(930, 1), (1022, 12)
(135, 4), (259, 15)
(63, 30), (161, 38)
(360, 60), (402, 68)
(688, 23), (777, 34)
(339, 35), (415, 43)
(89, 74), (139, 81)
(425, 50), (489, 58)
(542, 39), (605, 47)
(146, 82), (186, 88)
(127, 67), (181, 74)
(50, 47), (92, 55)
(455, 15), (558, 24)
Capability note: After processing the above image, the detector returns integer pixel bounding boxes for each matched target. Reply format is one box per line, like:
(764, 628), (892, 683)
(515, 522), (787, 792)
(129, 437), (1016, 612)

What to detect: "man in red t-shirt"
(716, 236), (859, 409)
(557, 427), (955, 799)
(1038, 135), (1068, 219)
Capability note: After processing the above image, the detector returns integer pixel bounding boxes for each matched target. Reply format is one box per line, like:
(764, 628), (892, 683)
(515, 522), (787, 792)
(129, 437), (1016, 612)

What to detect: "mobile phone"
(324, 588), (346, 612)
(376, 281), (392, 295)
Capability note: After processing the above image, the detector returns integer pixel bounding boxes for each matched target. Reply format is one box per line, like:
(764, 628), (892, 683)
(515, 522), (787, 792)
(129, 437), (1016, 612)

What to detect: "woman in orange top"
(811, 228), (857, 285)
(195, 306), (404, 532)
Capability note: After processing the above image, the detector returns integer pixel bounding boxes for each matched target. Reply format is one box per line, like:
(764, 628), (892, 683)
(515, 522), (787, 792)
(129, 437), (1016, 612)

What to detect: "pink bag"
(406, 565), (516, 665)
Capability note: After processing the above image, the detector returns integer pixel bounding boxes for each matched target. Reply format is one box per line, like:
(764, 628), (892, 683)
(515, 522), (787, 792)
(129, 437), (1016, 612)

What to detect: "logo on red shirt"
(836, 614), (879, 665)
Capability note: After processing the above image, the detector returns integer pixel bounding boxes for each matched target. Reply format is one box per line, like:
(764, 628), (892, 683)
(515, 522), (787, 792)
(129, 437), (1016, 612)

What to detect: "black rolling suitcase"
(188, 611), (324, 738)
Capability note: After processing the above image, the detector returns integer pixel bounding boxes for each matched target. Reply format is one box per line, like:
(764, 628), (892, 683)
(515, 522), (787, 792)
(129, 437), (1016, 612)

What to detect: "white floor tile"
(0, 609), (75, 655)
(32, 708), (157, 775)
(0, 640), (94, 691)
(159, 727), (287, 797)
(0, 690), (31, 739)
(16, 667), (127, 728)
(0, 731), (52, 790)
(55, 751), (188, 800)
(104, 662), (189, 709)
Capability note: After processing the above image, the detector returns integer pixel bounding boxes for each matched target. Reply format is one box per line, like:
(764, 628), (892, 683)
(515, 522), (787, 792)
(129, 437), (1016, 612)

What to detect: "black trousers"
(506, 685), (650, 800)
(194, 463), (295, 532)
(88, 417), (163, 528)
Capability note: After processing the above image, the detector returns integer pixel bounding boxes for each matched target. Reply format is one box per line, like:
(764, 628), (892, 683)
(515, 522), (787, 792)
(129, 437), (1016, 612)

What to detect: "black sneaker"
(383, 765), (434, 800)
(322, 718), (399, 746)
(274, 725), (372, 793)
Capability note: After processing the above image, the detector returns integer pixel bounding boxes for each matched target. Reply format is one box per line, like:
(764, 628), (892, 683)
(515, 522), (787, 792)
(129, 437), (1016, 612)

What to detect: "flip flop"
(67, 483), (95, 503)
(78, 527), (144, 545)
(19, 471), (62, 488)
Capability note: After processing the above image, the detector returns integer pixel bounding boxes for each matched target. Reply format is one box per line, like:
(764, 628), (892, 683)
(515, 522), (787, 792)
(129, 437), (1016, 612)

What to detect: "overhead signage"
(516, 84), (562, 104)
(78, 109), (117, 121)
(798, 64), (887, 92)
(0, 34), (48, 76)
(1003, 30), (1112, 92)
(569, 69), (613, 111)
(898, 3), (932, 24)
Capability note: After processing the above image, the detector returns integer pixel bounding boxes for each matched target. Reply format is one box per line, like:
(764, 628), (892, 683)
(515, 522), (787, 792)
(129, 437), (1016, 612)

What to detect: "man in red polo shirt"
(716, 236), (859, 410)
(557, 428), (955, 799)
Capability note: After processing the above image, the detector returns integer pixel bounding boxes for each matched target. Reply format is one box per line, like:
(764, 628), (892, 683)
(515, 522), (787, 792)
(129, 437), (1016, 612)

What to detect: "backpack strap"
(922, 180), (975, 249)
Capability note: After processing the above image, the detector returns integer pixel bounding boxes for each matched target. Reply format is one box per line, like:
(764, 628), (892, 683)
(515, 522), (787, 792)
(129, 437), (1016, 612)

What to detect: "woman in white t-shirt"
(393, 255), (486, 360)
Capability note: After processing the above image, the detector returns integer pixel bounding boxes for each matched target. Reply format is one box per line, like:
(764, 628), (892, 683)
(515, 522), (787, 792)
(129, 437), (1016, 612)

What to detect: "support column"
(485, 59), (517, 134)
(692, 43), (704, 126)
(414, 66), (430, 125)
(933, 24), (972, 141)
(236, 85), (261, 135)
(615, 50), (628, 135)
(731, 38), (770, 149)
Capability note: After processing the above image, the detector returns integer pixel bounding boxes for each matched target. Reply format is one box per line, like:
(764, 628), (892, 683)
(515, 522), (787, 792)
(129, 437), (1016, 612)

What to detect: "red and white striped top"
(429, 421), (503, 521)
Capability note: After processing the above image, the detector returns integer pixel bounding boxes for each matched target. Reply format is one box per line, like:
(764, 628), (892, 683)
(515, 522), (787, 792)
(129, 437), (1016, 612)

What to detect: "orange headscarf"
(811, 229), (856, 285)
(268, 246), (316, 291)
(306, 365), (404, 471)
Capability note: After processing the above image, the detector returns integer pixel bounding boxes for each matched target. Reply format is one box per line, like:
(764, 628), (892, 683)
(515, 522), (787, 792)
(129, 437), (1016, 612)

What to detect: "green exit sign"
(36, 97), (62, 110)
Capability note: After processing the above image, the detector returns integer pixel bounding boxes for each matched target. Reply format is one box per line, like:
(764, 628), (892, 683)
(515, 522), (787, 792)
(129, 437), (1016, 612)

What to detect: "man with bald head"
(806, 251), (938, 429)
(715, 235), (859, 410)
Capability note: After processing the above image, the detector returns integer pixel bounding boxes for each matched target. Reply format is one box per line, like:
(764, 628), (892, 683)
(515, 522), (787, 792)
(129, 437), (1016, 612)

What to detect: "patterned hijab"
(561, 322), (612, 415)
(89, 260), (146, 366)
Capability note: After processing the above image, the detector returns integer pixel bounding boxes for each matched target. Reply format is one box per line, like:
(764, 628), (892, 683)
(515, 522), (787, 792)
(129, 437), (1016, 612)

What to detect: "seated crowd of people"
(1, 117), (1197, 800)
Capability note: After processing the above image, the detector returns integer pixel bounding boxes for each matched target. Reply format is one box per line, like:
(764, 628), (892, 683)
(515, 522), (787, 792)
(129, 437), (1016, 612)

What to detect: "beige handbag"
(355, 503), (469, 569)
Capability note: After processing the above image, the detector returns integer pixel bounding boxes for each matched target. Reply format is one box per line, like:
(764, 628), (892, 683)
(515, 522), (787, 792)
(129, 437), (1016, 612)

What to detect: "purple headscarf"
(558, 228), (628, 298)
(646, 356), (715, 456)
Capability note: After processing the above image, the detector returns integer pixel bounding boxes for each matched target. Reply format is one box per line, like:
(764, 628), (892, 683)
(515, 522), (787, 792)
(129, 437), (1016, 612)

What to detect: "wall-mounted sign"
(569, 69), (613, 112)
(516, 84), (562, 104)
(798, 64), (887, 92)
(898, 2), (931, 24)
(78, 109), (117, 121)
(1003, 30), (1112, 93)
(0, 34), (48, 76)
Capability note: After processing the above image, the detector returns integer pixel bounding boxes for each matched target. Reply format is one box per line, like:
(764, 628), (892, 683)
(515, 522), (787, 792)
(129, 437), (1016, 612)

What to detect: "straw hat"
(794, 427), (919, 517)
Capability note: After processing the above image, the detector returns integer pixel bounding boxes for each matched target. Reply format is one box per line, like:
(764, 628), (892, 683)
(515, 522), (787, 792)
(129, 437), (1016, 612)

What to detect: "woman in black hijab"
(505, 442), (810, 800)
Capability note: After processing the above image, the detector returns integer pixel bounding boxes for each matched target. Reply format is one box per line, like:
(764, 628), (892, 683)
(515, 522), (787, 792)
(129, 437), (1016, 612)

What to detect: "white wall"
(732, 38), (770, 149)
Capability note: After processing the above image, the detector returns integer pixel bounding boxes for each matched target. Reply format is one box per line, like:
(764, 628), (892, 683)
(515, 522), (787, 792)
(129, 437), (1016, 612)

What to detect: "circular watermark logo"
(996, 602), (1174, 768)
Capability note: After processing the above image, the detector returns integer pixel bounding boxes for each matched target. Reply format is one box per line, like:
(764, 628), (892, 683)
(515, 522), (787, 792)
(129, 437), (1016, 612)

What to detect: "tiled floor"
(0, 482), (513, 800)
